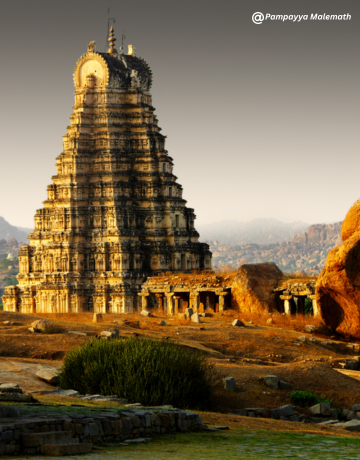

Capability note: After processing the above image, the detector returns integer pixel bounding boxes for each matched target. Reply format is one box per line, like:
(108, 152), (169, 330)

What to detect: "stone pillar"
(174, 296), (180, 315)
(218, 292), (228, 312)
(280, 295), (292, 315)
(165, 293), (174, 315)
(310, 295), (319, 317)
(156, 293), (163, 314)
(190, 292), (200, 312)
(138, 292), (149, 311)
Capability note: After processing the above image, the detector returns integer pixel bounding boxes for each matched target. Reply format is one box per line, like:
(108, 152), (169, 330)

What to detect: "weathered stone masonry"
(2, 31), (211, 314)
(0, 406), (202, 456)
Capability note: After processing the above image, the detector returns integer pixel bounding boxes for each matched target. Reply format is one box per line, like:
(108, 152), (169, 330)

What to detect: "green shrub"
(290, 389), (332, 408)
(59, 337), (218, 410)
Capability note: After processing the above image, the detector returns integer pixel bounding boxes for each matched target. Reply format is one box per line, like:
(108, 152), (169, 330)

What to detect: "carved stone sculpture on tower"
(3, 31), (211, 314)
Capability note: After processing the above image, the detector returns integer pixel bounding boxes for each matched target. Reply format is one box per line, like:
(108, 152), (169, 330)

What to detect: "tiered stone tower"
(3, 30), (211, 314)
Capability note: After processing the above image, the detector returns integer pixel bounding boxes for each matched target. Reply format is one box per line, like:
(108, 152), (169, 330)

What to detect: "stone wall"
(0, 406), (202, 456)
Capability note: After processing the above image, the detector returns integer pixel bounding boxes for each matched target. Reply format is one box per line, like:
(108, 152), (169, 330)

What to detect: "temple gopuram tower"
(3, 30), (211, 314)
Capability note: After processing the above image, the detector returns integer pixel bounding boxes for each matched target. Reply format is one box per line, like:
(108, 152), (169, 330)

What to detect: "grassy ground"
(19, 427), (360, 460)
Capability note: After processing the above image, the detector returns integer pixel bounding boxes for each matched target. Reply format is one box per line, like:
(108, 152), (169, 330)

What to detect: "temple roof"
(99, 52), (153, 90)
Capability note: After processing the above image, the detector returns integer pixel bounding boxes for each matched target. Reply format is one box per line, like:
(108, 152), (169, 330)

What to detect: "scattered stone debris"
(191, 313), (201, 323)
(30, 320), (52, 333)
(140, 310), (152, 317)
(232, 319), (245, 327)
(36, 366), (60, 386)
(93, 313), (103, 323)
(223, 377), (236, 391)
(264, 375), (278, 389)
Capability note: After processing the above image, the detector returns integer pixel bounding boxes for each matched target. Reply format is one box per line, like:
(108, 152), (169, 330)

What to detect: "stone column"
(309, 295), (319, 317)
(190, 292), (200, 312)
(165, 293), (174, 315)
(138, 292), (149, 311)
(156, 293), (163, 314)
(218, 292), (228, 312)
(280, 295), (292, 315)
(174, 296), (180, 315)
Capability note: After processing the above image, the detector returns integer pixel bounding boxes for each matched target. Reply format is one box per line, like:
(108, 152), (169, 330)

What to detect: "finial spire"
(108, 26), (116, 53)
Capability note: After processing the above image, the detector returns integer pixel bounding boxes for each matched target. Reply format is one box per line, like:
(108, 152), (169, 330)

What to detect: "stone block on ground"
(278, 380), (292, 390)
(297, 336), (306, 343)
(0, 383), (22, 394)
(0, 393), (32, 402)
(184, 308), (194, 319)
(304, 325), (317, 333)
(36, 366), (60, 386)
(264, 375), (278, 389)
(344, 420), (360, 431)
(109, 328), (120, 337)
(67, 331), (87, 336)
(309, 402), (331, 417)
(30, 320), (53, 333)
(178, 313), (186, 320)
(266, 318), (273, 325)
(159, 321), (167, 326)
(93, 313), (103, 323)
(271, 405), (294, 419)
(141, 310), (152, 317)
(222, 377), (236, 391)
(191, 313), (201, 323)
(232, 319), (245, 327)
(41, 443), (93, 456)
(352, 404), (360, 412)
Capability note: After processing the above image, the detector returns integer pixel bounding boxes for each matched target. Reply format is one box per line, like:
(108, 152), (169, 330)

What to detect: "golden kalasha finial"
(88, 41), (95, 53)
(108, 27), (116, 53)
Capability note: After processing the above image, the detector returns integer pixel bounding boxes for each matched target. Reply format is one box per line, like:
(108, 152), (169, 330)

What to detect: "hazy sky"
(0, 0), (359, 229)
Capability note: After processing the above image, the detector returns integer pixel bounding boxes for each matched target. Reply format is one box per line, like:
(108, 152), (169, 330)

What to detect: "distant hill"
(0, 216), (29, 242)
(197, 218), (309, 246)
(208, 221), (342, 275)
(16, 226), (33, 236)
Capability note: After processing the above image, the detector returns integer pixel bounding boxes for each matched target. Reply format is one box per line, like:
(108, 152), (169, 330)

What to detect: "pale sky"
(0, 0), (359, 229)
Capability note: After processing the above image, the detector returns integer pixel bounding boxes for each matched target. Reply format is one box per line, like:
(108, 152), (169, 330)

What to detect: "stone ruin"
(2, 29), (211, 315)
(273, 282), (318, 316)
(139, 274), (231, 314)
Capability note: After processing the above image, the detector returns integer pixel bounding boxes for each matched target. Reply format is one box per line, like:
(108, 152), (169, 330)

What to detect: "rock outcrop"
(316, 199), (360, 336)
(209, 222), (342, 274)
(231, 262), (283, 313)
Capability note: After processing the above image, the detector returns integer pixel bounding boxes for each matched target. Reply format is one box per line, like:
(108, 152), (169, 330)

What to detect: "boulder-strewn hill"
(206, 221), (342, 275)
(0, 216), (29, 243)
(198, 218), (309, 246)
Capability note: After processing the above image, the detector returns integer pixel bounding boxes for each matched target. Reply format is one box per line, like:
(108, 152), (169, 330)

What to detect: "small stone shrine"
(3, 29), (211, 314)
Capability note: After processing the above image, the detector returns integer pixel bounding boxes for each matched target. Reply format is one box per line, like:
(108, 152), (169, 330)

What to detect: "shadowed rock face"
(231, 262), (283, 313)
(316, 199), (360, 336)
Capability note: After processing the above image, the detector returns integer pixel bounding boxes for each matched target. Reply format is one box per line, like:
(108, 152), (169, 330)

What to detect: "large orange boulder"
(341, 199), (360, 242)
(316, 199), (360, 336)
(231, 262), (283, 313)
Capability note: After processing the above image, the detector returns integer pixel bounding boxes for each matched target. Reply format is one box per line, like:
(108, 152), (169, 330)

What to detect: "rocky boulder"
(231, 262), (283, 313)
(30, 320), (53, 333)
(316, 199), (360, 336)
(36, 366), (60, 386)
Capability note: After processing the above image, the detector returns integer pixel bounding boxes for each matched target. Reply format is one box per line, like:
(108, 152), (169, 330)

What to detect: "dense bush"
(59, 337), (218, 409)
(290, 390), (332, 407)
